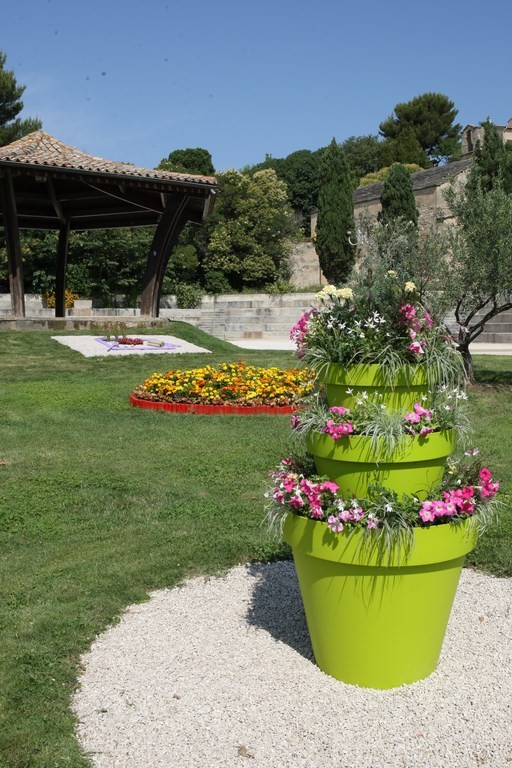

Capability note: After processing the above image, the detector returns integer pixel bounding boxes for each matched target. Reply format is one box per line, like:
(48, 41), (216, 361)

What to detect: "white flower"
(385, 503), (393, 513)
(336, 287), (354, 300)
(386, 270), (397, 278)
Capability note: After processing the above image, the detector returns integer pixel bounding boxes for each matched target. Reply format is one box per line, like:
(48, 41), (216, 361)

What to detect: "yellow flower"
(404, 281), (416, 293)
(336, 287), (354, 300)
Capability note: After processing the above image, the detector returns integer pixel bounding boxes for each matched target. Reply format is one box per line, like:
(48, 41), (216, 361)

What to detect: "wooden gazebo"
(0, 131), (217, 317)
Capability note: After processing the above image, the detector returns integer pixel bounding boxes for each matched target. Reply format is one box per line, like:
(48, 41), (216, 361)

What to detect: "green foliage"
(340, 135), (383, 183)
(157, 147), (215, 175)
(0, 50), (42, 146)
(359, 163), (423, 186)
(200, 168), (294, 291)
(444, 172), (512, 373)
(444, 122), (512, 376)
(379, 92), (461, 165)
(17, 228), (154, 304)
(174, 282), (204, 308)
(379, 124), (430, 168)
(378, 163), (418, 226)
(315, 138), (356, 284)
(469, 119), (512, 194)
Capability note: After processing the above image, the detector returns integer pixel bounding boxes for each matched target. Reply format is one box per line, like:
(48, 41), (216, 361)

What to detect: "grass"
(0, 326), (510, 766)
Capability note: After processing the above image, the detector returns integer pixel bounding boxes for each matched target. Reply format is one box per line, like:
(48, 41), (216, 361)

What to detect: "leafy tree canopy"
(0, 50), (42, 146)
(197, 168), (295, 291)
(157, 147), (215, 175)
(340, 135), (384, 182)
(379, 92), (461, 165)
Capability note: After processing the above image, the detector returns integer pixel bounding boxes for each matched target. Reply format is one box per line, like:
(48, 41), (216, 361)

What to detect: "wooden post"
(0, 174), (25, 318)
(140, 196), (189, 317)
(55, 221), (70, 317)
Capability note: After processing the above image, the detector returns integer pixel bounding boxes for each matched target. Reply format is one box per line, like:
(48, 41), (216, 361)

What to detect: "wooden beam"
(47, 178), (66, 224)
(55, 221), (70, 317)
(0, 174), (25, 317)
(140, 195), (190, 316)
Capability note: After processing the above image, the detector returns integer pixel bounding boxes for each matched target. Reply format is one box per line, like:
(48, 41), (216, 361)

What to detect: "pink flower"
(309, 504), (323, 519)
(409, 328), (417, 341)
(479, 467), (492, 483)
(290, 414), (300, 430)
(400, 304), (416, 321)
(460, 500), (475, 514)
(461, 486), (474, 499)
(413, 403), (431, 419)
(419, 426), (433, 437)
(423, 311), (433, 329)
(289, 494), (304, 509)
(405, 410), (421, 424)
(327, 514), (344, 532)
(320, 481), (339, 494)
(480, 481), (499, 498)
(408, 341), (424, 355)
(330, 406), (349, 415)
(419, 501), (436, 522)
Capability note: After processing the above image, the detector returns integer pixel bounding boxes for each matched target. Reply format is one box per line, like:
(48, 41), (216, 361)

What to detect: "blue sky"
(3, 0), (511, 172)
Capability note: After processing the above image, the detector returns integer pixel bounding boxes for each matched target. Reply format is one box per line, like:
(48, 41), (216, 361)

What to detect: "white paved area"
(52, 335), (211, 357)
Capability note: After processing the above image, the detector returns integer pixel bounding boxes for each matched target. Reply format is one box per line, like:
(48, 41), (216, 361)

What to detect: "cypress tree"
(470, 119), (512, 194)
(315, 138), (355, 284)
(378, 163), (418, 226)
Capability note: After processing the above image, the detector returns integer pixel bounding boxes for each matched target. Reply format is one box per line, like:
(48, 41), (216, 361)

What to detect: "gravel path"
(73, 562), (512, 768)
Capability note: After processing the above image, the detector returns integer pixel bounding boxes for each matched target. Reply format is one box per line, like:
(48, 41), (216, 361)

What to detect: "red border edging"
(129, 393), (296, 415)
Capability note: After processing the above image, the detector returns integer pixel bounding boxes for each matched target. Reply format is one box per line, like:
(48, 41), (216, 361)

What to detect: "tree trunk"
(457, 341), (474, 383)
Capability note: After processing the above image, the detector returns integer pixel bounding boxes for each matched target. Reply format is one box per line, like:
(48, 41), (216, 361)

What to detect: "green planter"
(283, 513), (477, 689)
(307, 429), (455, 500)
(318, 363), (429, 410)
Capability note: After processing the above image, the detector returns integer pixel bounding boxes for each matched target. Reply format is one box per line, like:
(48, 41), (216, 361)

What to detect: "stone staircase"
(160, 293), (316, 340)
(445, 308), (512, 344)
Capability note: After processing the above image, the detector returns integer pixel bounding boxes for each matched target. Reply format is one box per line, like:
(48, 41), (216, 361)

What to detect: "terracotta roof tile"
(0, 131), (217, 187)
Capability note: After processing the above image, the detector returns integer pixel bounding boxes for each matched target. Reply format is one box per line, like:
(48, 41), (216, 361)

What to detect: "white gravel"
(73, 562), (512, 767)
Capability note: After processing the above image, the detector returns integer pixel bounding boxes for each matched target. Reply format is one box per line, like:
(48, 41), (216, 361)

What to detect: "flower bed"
(130, 362), (316, 414)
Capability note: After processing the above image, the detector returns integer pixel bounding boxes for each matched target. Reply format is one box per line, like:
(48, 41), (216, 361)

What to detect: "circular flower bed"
(130, 362), (316, 415)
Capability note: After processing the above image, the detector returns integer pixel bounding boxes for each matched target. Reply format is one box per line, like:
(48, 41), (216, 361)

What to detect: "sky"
(3, 0), (511, 173)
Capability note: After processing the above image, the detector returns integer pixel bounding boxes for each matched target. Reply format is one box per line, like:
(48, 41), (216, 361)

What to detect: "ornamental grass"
(132, 361), (316, 406)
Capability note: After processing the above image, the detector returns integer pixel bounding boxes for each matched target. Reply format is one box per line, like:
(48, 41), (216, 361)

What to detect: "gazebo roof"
(0, 131), (217, 230)
(0, 130), (217, 186)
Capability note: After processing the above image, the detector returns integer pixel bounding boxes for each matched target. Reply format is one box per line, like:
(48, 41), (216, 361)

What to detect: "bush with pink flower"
(292, 267), (464, 389)
(266, 451), (500, 538)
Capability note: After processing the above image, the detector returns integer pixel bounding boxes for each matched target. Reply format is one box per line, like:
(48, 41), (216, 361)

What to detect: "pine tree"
(0, 50), (41, 146)
(315, 139), (355, 284)
(378, 163), (418, 227)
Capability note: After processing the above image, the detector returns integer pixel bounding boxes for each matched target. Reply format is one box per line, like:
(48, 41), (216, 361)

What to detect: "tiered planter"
(285, 364), (474, 689)
(318, 363), (429, 410)
(307, 429), (456, 500)
(283, 514), (476, 689)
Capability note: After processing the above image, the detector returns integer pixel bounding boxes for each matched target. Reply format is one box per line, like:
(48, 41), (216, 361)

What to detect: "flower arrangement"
(132, 362), (315, 407)
(291, 271), (464, 387)
(117, 337), (144, 346)
(266, 450), (499, 540)
(292, 385), (469, 453)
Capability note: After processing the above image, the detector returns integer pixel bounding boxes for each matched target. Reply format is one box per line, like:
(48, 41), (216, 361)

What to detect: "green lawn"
(0, 325), (510, 767)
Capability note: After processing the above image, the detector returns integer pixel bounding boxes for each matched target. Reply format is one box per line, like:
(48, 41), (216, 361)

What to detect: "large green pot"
(318, 363), (429, 410)
(307, 429), (455, 500)
(283, 513), (477, 689)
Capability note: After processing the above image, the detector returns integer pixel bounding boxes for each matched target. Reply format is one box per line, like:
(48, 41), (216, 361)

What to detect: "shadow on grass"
(245, 560), (314, 663)
(473, 357), (512, 386)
